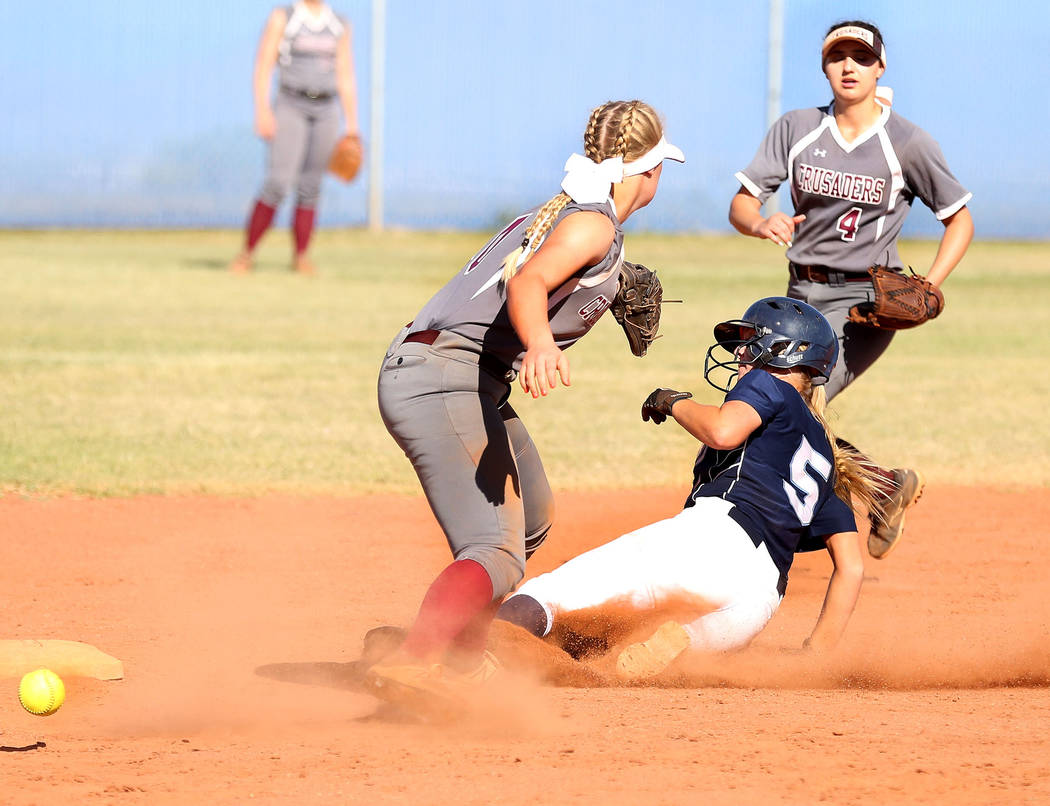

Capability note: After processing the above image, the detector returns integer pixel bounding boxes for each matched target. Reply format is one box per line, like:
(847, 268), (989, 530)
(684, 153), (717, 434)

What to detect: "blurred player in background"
(366, 101), (684, 710)
(728, 20), (973, 558)
(498, 297), (881, 679)
(230, 1), (360, 275)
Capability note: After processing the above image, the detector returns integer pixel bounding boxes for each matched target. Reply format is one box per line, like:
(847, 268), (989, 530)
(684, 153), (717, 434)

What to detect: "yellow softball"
(18, 668), (66, 716)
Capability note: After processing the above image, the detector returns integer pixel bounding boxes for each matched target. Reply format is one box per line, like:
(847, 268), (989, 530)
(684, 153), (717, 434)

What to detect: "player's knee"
(496, 594), (550, 638)
(295, 184), (322, 209)
(458, 545), (524, 600)
(682, 593), (778, 653)
(260, 180), (290, 208)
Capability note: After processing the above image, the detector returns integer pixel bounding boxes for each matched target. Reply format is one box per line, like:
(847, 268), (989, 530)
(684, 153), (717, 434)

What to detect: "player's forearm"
(336, 33), (359, 132)
(729, 192), (765, 237)
(806, 561), (863, 652)
(507, 274), (556, 350)
(671, 400), (744, 450)
(926, 207), (974, 287)
(337, 81), (358, 133)
(253, 76), (273, 115)
(253, 48), (279, 113)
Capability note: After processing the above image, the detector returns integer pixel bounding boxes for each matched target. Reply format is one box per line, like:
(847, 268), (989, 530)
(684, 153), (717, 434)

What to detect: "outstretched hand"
(641, 388), (692, 425)
(519, 342), (571, 398)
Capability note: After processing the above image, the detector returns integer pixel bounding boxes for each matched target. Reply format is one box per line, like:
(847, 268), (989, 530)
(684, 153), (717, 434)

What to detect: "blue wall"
(2, 1), (1046, 237)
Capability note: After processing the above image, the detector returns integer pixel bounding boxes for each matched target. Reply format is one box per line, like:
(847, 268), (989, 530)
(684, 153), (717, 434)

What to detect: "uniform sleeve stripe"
(936, 193), (972, 220)
(875, 128), (905, 214)
(734, 171), (763, 198)
(786, 120), (832, 188)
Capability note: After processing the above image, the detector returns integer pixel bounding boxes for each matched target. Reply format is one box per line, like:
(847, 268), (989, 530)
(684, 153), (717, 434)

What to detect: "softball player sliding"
(729, 20), (973, 558)
(499, 298), (880, 680)
(365, 102), (684, 709)
(231, 1), (360, 275)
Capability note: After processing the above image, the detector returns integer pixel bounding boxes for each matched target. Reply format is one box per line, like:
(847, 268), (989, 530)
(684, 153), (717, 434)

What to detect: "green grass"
(1, 229), (1047, 496)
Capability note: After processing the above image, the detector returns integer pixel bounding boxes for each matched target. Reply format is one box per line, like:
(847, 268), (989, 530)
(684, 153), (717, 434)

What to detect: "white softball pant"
(511, 497), (783, 653)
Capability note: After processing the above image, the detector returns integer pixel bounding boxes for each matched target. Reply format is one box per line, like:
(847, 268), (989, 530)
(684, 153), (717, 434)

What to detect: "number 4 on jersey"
(836, 206), (862, 242)
(783, 436), (833, 525)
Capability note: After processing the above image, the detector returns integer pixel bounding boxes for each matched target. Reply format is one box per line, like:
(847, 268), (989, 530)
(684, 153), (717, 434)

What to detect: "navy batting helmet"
(704, 297), (838, 392)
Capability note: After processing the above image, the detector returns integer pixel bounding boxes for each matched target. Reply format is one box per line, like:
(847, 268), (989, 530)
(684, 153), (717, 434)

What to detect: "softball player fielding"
(498, 297), (881, 679)
(729, 20), (974, 558)
(230, 1), (360, 275)
(365, 101), (684, 710)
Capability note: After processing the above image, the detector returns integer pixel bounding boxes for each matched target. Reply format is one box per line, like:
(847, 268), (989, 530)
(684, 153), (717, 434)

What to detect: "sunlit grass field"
(2, 229), (1047, 496)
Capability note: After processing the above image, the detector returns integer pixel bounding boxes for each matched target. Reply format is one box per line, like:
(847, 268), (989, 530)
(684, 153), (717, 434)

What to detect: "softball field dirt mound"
(1, 486), (1048, 804)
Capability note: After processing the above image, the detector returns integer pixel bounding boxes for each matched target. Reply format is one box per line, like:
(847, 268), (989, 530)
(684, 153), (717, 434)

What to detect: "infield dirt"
(2, 486), (1048, 804)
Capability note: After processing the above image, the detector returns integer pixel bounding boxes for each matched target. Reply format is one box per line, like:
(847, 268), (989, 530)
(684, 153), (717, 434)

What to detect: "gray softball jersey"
(409, 200), (625, 370)
(736, 104), (971, 273)
(277, 3), (345, 95)
(378, 200), (622, 595)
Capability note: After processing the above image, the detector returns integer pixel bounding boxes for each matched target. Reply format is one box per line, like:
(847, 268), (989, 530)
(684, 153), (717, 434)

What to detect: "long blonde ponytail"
(800, 376), (885, 524)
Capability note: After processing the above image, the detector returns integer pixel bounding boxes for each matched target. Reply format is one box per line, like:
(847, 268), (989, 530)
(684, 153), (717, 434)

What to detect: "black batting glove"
(641, 388), (692, 425)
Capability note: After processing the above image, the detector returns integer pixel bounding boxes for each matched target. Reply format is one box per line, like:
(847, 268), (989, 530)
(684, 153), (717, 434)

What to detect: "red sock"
(401, 559), (494, 661)
(293, 206), (316, 255)
(837, 438), (896, 498)
(871, 465), (898, 499)
(451, 601), (500, 656)
(245, 200), (276, 251)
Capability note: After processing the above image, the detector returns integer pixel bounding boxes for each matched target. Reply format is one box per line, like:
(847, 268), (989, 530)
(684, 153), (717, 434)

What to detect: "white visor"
(561, 136), (685, 204)
(623, 136), (686, 177)
(821, 24), (887, 67)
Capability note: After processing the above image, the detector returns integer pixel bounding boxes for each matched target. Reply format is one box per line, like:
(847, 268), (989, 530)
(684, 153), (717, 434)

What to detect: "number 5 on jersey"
(783, 436), (833, 524)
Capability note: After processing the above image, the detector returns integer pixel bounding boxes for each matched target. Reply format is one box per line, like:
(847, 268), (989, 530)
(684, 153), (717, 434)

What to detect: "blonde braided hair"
(500, 100), (662, 283)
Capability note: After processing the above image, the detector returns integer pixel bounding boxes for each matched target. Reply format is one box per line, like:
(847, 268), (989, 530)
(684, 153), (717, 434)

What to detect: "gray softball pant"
(259, 88), (342, 209)
(377, 328), (555, 599)
(787, 277), (895, 401)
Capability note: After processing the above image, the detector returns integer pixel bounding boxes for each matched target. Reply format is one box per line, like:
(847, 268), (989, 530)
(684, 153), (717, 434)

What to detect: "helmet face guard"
(703, 322), (756, 393)
(703, 298), (838, 393)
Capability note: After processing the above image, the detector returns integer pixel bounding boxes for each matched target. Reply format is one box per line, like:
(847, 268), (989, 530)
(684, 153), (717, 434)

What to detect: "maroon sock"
(871, 465), (898, 498)
(400, 559), (494, 661)
(836, 437), (896, 498)
(293, 206), (316, 255)
(245, 200), (276, 251)
(450, 601), (500, 656)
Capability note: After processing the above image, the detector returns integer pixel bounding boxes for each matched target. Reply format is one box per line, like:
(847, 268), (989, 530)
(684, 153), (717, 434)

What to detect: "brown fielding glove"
(847, 266), (945, 330)
(641, 388), (692, 425)
(328, 134), (364, 182)
(610, 261), (667, 357)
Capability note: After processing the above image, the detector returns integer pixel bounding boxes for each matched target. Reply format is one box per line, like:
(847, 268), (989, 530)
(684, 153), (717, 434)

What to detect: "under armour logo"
(813, 147), (827, 158)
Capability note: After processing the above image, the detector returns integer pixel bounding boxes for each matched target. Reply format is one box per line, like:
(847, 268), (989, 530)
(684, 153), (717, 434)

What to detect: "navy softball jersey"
(687, 369), (856, 588)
